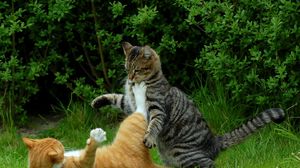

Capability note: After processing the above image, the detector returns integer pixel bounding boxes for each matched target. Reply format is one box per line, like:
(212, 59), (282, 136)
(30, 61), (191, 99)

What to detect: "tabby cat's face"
(122, 42), (161, 83)
(23, 137), (64, 168)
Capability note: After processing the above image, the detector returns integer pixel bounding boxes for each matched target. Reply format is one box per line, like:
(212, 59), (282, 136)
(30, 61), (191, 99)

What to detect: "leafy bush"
(178, 0), (300, 111)
(0, 0), (201, 129)
(0, 0), (299, 130)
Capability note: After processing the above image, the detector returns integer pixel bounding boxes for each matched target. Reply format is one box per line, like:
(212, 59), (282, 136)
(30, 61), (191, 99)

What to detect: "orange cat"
(23, 83), (163, 168)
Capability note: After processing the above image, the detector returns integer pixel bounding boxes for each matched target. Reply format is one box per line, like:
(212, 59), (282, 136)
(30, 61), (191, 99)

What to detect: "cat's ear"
(48, 151), (58, 157)
(144, 46), (152, 59)
(122, 42), (133, 56)
(48, 151), (62, 162)
(22, 137), (36, 149)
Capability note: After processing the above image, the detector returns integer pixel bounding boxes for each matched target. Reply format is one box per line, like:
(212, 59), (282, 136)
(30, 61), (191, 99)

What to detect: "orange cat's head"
(23, 137), (64, 168)
(122, 42), (161, 83)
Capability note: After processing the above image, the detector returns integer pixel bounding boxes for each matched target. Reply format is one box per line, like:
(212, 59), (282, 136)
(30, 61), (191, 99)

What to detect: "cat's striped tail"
(218, 108), (285, 150)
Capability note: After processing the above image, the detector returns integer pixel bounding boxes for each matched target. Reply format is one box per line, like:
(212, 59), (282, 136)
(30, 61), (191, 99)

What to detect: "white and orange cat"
(23, 82), (163, 168)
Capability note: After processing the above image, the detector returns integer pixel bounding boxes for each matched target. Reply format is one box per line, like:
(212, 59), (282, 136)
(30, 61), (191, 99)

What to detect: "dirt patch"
(18, 114), (63, 137)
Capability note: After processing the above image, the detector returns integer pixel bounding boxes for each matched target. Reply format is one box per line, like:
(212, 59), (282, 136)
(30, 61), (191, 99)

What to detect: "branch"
(79, 34), (98, 81)
(287, 102), (298, 111)
(91, 0), (111, 89)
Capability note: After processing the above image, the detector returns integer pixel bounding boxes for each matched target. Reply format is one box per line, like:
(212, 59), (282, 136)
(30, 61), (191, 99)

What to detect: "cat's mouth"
(128, 80), (134, 85)
(128, 79), (144, 85)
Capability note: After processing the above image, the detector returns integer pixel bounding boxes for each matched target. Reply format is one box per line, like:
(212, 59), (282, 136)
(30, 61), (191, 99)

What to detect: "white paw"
(90, 128), (107, 143)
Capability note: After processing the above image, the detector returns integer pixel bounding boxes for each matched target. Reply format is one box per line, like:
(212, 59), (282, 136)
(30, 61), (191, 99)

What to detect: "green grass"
(1, 124), (299, 167)
(0, 130), (27, 168)
(216, 127), (300, 167)
(192, 82), (300, 167)
(1, 83), (299, 167)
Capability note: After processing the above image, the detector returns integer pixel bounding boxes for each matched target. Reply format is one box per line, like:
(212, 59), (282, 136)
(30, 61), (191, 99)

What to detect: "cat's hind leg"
(182, 158), (214, 168)
(197, 158), (214, 168)
(177, 152), (215, 168)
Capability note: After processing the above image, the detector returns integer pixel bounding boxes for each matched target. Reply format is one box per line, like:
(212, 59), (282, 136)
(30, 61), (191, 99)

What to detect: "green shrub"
(0, 0), (203, 129)
(0, 0), (299, 130)
(178, 0), (300, 111)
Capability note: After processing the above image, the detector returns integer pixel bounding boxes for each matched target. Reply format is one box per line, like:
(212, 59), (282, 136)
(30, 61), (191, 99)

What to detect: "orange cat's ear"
(122, 42), (133, 56)
(22, 137), (36, 149)
(48, 151), (62, 163)
(48, 151), (58, 157)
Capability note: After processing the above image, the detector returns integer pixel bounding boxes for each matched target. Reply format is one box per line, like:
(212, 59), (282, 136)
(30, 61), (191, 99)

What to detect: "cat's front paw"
(90, 128), (107, 143)
(143, 132), (156, 149)
(91, 95), (111, 109)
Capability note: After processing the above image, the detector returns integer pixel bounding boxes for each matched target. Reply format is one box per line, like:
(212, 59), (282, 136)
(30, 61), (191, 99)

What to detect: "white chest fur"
(125, 80), (136, 111)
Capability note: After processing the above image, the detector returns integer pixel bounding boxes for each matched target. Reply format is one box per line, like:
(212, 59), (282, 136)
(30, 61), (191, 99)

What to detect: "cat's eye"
(134, 68), (149, 73)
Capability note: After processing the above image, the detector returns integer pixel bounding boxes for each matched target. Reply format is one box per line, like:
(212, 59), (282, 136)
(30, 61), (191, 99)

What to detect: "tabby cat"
(23, 83), (163, 168)
(91, 42), (285, 168)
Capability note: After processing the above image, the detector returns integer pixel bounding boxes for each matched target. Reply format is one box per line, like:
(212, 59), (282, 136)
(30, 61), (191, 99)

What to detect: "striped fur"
(24, 84), (163, 168)
(91, 42), (285, 168)
(23, 113), (163, 168)
(218, 108), (285, 150)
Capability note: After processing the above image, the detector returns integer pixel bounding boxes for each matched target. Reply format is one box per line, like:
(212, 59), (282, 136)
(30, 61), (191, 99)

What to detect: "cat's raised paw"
(90, 128), (107, 143)
(143, 132), (156, 149)
(91, 95), (111, 109)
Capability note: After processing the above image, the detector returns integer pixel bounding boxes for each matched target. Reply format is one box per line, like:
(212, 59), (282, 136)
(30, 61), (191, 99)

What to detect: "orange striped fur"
(23, 113), (164, 168)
